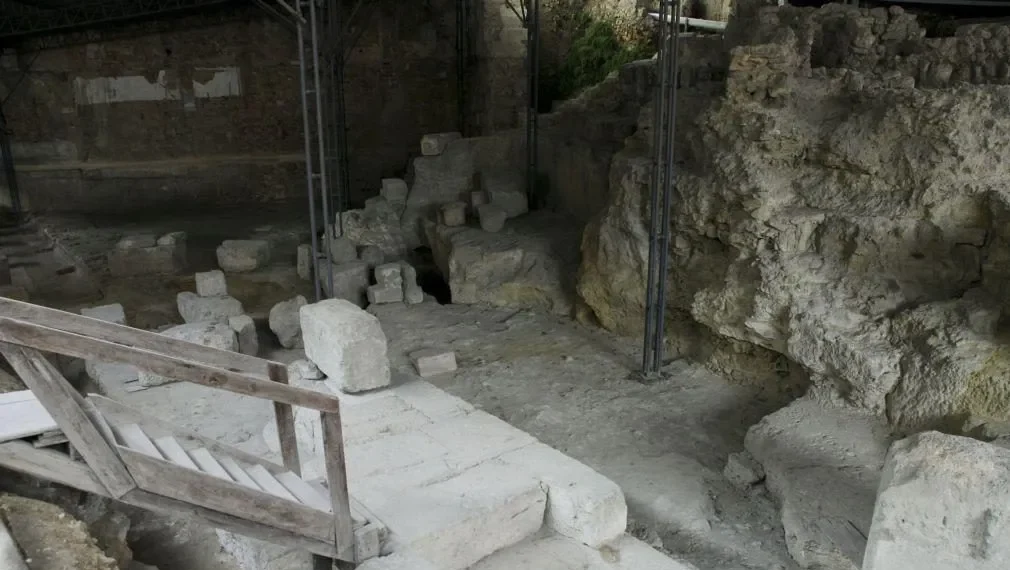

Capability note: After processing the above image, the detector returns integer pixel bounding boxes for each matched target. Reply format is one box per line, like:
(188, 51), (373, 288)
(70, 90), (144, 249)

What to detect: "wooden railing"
(0, 297), (353, 560)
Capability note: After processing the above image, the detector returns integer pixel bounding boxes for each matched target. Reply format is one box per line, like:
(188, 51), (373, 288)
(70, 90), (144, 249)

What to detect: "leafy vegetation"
(539, 12), (652, 110)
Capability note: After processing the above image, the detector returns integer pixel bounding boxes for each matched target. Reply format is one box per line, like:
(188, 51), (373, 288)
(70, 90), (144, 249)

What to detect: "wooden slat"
(0, 318), (340, 413)
(153, 437), (199, 470)
(88, 395), (287, 474)
(0, 391), (58, 443)
(121, 488), (339, 559)
(246, 465), (298, 502)
(0, 297), (272, 377)
(0, 441), (109, 497)
(0, 344), (136, 498)
(322, 412), (354, 561)
(218, 456), (262, 490)
(270, 362), (301, 475)
(117, 447), (337, 544)
(32, 431), (69, 448)
(113, 424), (162, 459)
(276, 472), (331, 512)
(189, 448), (231, 480)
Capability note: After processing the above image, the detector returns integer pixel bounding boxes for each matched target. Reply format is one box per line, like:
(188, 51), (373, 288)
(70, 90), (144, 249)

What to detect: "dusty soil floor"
(29, 209), (807, 570)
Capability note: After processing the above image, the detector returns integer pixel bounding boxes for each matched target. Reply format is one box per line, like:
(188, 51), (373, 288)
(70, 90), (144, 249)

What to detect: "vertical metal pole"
(525, 0), (539, 207)
(309, 0), (335, 299)
(651, 1), (681, 373)
(0, 107), (21, 217)
(335, 1), (350, 215)
(297, 16), (322, 302)
(456, 0), (465, 134)
(642, 0), (670, 375)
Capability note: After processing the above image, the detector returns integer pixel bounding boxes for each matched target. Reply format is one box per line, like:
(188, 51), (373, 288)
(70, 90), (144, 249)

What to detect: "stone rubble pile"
(108, 231), (186, 277)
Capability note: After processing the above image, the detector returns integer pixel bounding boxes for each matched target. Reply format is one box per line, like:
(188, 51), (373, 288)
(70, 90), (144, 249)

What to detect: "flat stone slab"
(745, 396), (895, 570)
(262, 379), (630, 569)
(217, 240), (270, 273)
(472, 535), (701, 570)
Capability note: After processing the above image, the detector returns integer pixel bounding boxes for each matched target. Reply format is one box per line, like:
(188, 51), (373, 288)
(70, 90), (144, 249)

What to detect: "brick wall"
(2, 1), (461, 213)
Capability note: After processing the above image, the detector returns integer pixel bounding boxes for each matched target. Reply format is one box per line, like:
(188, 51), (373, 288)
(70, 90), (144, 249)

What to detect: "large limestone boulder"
(426, 212), (580, 315)
(864, 432), (1010, 569)
(337, 198), (410, 260)
(300, 299), (390, 393)
(269, 296), (307, 349)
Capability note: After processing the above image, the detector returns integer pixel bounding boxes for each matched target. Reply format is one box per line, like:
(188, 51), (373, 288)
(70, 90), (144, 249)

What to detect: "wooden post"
(321, 411), (354, 561)
(0, 344), (136, 498)
(269, 362), (301, 475)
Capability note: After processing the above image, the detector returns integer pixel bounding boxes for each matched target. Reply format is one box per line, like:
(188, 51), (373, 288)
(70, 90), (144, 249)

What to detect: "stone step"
(469, 534), (701, 570)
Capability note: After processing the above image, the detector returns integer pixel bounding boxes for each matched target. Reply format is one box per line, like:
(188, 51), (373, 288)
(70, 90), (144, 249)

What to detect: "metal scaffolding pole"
(455, 0), (473, 135)
(0, 106), (21, 216)
(642, 0), (681, 377)
(525, 0), (539, 208)
(296, 4), (321, 301)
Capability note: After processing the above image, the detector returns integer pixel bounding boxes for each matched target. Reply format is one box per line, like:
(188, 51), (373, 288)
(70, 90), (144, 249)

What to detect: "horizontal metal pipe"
(646, 12), (728, 31)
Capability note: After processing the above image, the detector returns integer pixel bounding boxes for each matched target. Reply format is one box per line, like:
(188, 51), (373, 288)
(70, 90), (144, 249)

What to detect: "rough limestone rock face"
(864, 432), (1010, 570)
(139, 322), (237, 386)
(577, 4), (1010, 432)
(426, 212), (580, 315)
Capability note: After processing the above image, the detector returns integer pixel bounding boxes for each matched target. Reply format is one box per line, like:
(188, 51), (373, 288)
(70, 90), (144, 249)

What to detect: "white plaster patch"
(73, 71), (181, 105)
(192, 67), (242, 99)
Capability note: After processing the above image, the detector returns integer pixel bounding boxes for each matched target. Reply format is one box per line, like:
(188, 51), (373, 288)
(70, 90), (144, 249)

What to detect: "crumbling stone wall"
(3, 2), (460, 212)
(579, 3), (1010, 433)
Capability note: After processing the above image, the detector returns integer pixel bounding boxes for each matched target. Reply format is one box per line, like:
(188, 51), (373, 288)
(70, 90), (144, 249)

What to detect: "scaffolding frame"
(642, 0), (681, 377)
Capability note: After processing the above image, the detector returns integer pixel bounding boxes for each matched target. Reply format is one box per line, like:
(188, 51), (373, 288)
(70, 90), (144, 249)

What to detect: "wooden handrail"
(0, 297), (271, 377)
(0, 317), (342, 414)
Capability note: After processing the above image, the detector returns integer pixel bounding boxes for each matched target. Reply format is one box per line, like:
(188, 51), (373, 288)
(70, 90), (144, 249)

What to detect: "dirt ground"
(0, 493), (117, 570)
(24, 210), (808, 570)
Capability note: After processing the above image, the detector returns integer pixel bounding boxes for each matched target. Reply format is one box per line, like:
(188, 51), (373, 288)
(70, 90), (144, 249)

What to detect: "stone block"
(329, 236), (358, 264)
(357, 552), (437, 570)
(478, 169), (527, 218)
(319, 260), (371, 307)
(177, 292), (244, 324)
(229, 315), (258, 356)
(421, 411), (537, 472)
(470, 190), (488, 210)
(366, 461), (547, 570)
(723, 451), (765, 491)
(421, 132), (463, 156)
(863, 432), (1010, 570)
(297, 244), (313, 280)
(288, 359), (323, 382)
(395, 380), (475, 421)
(139, 322), (236, 386)
(472, 535), (702, 570)
(216, 240), (270, 273)
(80, 303), (137, 391)
(477, 204), (507, 233)
(440, 201), (467, 227)
(400, 263), (424, 305)
(410, 349), (457, 377)
(358, 245), (385, 266)
(195, 270), (227, 297)
(269, 296), (307, 349)
(81, 303), (126, 325)
(367, 284), (404, 305)
(156, 231), (187, 246)
(499, 443), (627, 548)
(375, 263), (402, 287)
(381, 178), (409, 203)
(300, 299), (391, 393)
(116, 234), (157, 249)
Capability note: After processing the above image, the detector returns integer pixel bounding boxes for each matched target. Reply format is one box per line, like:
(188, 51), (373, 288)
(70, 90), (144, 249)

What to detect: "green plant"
(540, 13), (652, 107)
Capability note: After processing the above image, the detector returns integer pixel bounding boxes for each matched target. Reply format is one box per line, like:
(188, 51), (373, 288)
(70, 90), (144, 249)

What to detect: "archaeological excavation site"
(4, 0), (1010, 568)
